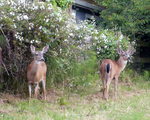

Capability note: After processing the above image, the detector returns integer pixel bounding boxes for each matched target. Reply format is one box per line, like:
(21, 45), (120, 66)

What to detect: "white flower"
(46, 19), (49, 23)
(23, 15), (28, 20)
(60, 48), (62, 53)
(20, 0), (26, 3)
(48, 7), (52, 10)
(64, 39), (68, 42)
(69, 33), (74, 37)
(94, 36), (98, 40)
(40, 5), (45, 10)
(10, 12), (15, 16)
(59, 17), (62, 21)
(57, 13), (61, 17)
(29, 23), (34, 28)
(119, 34), (123, 41)
(14, 24), (17, 28)
(100, 33), (106, 39)
(56, 28), (59, 33)
(39, 26), (42, 30)
(7, 1), (10, 4)
(35, 40), (40, 44)
(71, 12), (75, 18)
(95, 30), (99, 34)
(30, 40), (34, 43)
(32, 4), (38, 10)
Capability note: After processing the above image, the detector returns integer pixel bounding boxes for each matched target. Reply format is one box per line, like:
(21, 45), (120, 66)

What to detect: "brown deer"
(27, 45), (49, 100)
(100, 41), (136, 101)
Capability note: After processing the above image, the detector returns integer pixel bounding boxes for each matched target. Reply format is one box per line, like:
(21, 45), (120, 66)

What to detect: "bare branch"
(1, 58), (9, 76)
(0, 27), (11, 59)
(0, 27), (10, 44)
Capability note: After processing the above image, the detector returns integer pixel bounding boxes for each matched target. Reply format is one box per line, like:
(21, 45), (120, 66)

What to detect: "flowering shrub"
(0, 0), (134, 93)
(93, 29), (132, 61)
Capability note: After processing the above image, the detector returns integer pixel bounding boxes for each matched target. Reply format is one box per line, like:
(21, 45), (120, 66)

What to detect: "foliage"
(0, 0), (136, 94)
(0, 0), (98, 92)
(94, 0), (150, 40)
(45, 0), (72, 9)
(93, 29), (133, 62)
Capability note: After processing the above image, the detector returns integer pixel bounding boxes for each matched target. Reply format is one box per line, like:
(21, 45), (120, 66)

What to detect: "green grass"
(0, 69), (150, 120)
(1, 81), (150, 120)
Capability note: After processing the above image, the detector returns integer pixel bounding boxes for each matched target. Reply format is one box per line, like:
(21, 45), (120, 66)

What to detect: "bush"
(0, 0), (96, 92)
(0, 0), (135, 94)
(92, 29), (134, 62)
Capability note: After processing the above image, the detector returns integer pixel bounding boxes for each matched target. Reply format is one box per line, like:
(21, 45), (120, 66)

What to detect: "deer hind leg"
(28, 83), (32, 99)
(102, 78), (107, 100)
(114, 77), (118, 101)
(42, 79), (46, 100)
(34, 83), (39, 99)
(106, 78), (111, 101)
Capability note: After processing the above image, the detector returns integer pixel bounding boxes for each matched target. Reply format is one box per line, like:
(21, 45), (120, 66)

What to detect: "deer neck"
(117, 57), (128, 71)
(30, 60), (41, 72)
(34, 60), (41, 64)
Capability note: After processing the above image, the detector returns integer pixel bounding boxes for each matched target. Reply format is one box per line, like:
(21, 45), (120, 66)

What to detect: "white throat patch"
(122, 60), (127, 70)
(35, 60), (40, 64)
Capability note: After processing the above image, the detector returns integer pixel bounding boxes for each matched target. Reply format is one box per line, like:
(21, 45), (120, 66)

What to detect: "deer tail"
(106, 63), (110, 73)
(105, 63), (110, 85)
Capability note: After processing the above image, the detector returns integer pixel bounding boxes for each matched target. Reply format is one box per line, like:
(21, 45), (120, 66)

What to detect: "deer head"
(117, 41), (136, 61)
(30, 45), (49, 62)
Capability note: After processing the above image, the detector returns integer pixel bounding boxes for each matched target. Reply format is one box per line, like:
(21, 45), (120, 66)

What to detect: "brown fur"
(100, 41), (136, 101)
(27, 45), (49, 100)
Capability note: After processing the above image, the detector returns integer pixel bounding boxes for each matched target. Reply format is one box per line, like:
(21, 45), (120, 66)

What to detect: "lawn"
(0, 79), (150, 120)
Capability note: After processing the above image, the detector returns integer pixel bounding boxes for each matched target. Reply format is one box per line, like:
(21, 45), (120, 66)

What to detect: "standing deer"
(100, 41), (136, 101)
(27, 45), (49, 100)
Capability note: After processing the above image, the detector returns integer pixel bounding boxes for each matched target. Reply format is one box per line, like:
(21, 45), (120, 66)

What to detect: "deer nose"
(40, 58), (45, 62)
(127, 57), (130, 60)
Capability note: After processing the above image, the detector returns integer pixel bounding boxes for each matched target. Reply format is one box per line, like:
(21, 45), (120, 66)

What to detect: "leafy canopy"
(94, 0), (150, 40)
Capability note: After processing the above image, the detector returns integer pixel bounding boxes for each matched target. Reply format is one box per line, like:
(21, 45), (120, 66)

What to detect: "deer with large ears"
(27, 45), (49, 100)
(100, 41), (136, 101)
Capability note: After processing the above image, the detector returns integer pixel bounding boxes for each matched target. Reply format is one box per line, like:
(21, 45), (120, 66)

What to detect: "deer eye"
(122, 54), (125, 56)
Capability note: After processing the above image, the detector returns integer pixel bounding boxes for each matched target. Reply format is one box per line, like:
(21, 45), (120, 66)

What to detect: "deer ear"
(42, 45), (49, 53)
(129, 49), (136, 55)
(30, 45), (35, 54)
(117, 48), (123, 55)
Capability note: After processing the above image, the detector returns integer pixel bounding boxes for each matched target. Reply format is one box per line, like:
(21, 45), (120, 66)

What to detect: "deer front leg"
(28, 83), (32, 99)
(42, 79), (46, 100)
(34, 83), (39, 99)
(114, 77), (118, 101)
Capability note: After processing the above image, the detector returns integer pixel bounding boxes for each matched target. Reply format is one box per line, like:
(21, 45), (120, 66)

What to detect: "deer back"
(100, 59), (121, 80)
(100, 41), (136, 80)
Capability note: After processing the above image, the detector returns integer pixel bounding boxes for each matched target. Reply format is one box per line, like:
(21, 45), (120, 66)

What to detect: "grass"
(0, 70), (150, 120)
(1, 91), (150, 120)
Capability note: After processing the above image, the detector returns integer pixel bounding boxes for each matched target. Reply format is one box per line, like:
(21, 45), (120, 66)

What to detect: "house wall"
(72, 0), (104, 23)
(72, 5), (100, 23)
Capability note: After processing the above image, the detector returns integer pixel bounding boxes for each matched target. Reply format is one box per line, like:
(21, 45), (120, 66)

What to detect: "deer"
(27, 45), (49, 100)
(100, 41), (136, 101)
